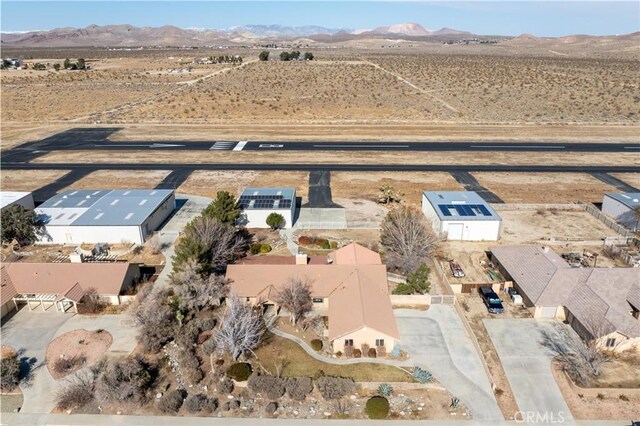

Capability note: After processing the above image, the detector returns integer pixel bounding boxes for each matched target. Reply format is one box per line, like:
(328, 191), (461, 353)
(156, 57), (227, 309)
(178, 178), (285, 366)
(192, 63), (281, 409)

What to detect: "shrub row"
(250, 243), (272, 254)
(297, 236), (338, 249)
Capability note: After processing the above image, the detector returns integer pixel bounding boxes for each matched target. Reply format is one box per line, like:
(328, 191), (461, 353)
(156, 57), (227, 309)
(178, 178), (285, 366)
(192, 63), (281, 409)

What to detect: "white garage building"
(602, 192), (640, 231)
(422, 191), (501, 241)
(237, 187), (296, 229)
(1, 192), (35, 212)
(36, 189), (175, 244)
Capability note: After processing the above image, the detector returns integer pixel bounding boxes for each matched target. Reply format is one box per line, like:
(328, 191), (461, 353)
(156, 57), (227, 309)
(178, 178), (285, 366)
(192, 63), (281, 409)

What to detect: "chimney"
(296, 253), (308, 265)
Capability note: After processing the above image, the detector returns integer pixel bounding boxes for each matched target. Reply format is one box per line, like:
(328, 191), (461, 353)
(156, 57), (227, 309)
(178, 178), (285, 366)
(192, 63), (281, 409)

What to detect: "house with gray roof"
(490, 245), (640, 351)
(36, 189), (175, 244)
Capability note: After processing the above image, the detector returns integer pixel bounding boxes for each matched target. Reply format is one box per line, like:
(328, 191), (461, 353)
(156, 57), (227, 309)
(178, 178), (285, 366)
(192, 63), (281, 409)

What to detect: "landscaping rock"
(156, 392), (162, 399)
(323, 411), (331, 416)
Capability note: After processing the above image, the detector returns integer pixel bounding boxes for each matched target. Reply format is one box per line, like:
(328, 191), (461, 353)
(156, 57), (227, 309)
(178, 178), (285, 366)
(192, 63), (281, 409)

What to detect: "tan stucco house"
(226, 243), (400, 355)
(490, 245), (640, 351)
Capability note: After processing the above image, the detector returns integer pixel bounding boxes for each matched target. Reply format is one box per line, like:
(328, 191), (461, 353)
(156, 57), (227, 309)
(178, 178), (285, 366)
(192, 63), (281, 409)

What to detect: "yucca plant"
(378, 383), (393, 397)
(450, 397), (460, 410)
(412, 367), (432, 384)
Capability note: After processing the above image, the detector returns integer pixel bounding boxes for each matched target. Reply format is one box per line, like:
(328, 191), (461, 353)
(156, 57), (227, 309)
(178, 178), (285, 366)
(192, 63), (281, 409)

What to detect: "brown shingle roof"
(2, 262), (132, 301)
(226, 243), (399, 341)
(1, 266), (18, 305)
(330, 243), (382, 265)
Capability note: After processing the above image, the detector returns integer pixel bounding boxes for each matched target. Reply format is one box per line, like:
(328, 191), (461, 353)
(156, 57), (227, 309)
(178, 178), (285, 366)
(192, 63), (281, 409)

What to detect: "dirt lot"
(31, 149), (640, 168)
(292, 229), (381, 251)
(1, 169), (70, 192)
(552, 362), (640, 420)
(499, 209), (619, 243)
(457, 293), (532, 419)
(45, 329), (112, 379)
(474, 172), (617, 204)
(61, 169), (171, 191)
(178, 170), (308, 199)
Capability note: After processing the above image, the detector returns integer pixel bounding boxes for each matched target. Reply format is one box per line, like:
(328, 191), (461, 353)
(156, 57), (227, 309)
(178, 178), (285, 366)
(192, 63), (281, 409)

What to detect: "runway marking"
(624, 147), (640, 149)
(233, 141), (248, 151)
(210, 141), (235, 150)
(470, 145), (566, 149)
(93, 143), (185, 148)
(313, 144), (411, 149)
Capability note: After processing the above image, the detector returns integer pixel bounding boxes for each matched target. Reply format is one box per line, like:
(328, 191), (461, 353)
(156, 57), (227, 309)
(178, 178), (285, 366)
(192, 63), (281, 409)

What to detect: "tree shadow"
(17, 349), (41, 388)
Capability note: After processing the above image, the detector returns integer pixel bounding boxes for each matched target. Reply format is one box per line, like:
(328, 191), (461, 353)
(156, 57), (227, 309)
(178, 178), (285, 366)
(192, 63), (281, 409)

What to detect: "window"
(344, 339), (353, 347)
(375, 339), (385, 347)
(605, 338), (616, 348)
(312, 297), (323, 303)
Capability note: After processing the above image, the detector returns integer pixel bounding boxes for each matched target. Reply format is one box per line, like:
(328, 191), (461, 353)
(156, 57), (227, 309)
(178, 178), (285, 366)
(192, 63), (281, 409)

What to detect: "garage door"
(447, 223), (464, 240)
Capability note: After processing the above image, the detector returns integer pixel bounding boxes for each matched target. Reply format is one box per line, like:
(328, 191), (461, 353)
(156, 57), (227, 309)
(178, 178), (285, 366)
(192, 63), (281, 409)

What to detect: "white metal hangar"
(421, 191), (502, 241)
(35, 189), (175, 244)
(237, 187), (296, 229)
(602, 192), (640, 231)
(1, 192), (35, 212)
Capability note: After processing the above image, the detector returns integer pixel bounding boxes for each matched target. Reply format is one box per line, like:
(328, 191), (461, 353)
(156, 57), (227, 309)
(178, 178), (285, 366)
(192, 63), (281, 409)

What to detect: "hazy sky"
(1, 1), (638, 36)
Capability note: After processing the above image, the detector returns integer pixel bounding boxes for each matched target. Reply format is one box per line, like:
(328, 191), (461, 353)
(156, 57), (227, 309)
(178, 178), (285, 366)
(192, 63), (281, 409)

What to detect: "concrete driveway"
(484, 319), (573, 422)
(1, 309), (73, 413)
(395, 306), (502, 422)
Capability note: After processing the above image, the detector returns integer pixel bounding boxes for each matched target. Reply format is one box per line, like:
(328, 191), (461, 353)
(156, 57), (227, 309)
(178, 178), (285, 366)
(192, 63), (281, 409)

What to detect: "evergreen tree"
(202, 191), (241, 224)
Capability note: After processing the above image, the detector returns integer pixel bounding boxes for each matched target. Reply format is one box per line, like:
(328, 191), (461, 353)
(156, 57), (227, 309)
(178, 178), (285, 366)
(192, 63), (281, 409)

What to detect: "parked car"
(506, 287), (523, 305)
(479, 286), (504, 314)
(449, 260), (465, 278)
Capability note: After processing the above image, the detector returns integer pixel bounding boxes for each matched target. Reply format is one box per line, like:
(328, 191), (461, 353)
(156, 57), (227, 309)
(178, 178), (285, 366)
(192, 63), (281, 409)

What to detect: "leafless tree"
(380, 206), (438, 275)
(54, 370), (96, 410)
(173, 262), (229, 312)
(273, 278), (313, 325)
(214, 294), (266, 360)
(133, 288), (177, 353)
(540, 320), (610, 385)
(95, 356), (154, 404)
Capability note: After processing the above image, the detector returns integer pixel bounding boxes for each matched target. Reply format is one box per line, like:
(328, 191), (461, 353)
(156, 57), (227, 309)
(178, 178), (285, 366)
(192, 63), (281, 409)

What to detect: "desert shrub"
(596, 393), (605, 400)
(223, 399), (240, 410)
(450, 397), (460, 409)
(310, 339), (323, 351)
(315, 376), (355, 400)
(285, 377), (313, 400)
(227, 363), (252, 381)
(321, 241), (330, 249)
(247, 373), (286, 399)
(315, 238), (329, 247)
(218, 377), (234, 394)
(329, 241), (338, 249)
(202, 338), (217, 355)
(368, 348), (377, 358)
(619, 394), (629, 402)
(200, 318), (217, 330)
(260, 244), (272, 253)
(95, 356), (154, 404)
(335, 351), (343, 358)
(158, 389), (186, 413)
(378, 383), (393, 397)
(176, 321), (202, 349)
(265, 401), (278, 415)
(184, 393), (209, 412)
(344, 345), (353, 358)
(412, 367), (432, 383)
(298, 236), (313, 245)
(353, 348), (362, 358)
(0, 355), (20, 392)
(250, 243), (261, 255)
(215, 359), (225, 367)
(206, 397), (219, 412)
(365, 396), (389, 419)
(134, 289), (177, 353)
(182, 349), (204, 385)
(54, 372), (95, 410)
(53, 355), (87, 375)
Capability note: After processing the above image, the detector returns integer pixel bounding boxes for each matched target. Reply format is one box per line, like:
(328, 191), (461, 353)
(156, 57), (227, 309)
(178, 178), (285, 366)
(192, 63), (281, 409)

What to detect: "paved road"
(2, 412), (631, 426)
(484, 319), (574, 422)
(395, 307), (503, 422)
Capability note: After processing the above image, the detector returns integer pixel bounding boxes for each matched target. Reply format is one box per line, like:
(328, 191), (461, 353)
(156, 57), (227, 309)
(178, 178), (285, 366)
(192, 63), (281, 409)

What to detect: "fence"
(577, 201), (631, 237)
(294, 221), (380, 230)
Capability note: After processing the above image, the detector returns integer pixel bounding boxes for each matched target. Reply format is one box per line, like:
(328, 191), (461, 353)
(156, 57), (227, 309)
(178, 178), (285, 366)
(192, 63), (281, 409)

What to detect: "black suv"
(479, 286), (504, 314)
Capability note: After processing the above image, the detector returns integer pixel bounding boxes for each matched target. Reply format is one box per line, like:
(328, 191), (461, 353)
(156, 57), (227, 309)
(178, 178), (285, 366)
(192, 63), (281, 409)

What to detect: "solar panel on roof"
(477, 205), (491, 216)
(454, 205), (468, 216)
(439, 205), (452, 217)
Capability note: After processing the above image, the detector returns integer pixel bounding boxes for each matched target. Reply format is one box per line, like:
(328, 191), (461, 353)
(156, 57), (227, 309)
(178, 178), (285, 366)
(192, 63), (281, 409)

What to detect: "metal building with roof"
(36, 189), (176, 244)
(602, 192), (640, 231)
(421, 191), (502, 241)
(237, 187), (296, 229)
(1, 191), (34, 212)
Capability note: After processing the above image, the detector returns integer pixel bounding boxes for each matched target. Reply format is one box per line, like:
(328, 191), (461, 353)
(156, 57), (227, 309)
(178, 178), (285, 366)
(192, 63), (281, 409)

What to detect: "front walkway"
(269, 306), (502, 421)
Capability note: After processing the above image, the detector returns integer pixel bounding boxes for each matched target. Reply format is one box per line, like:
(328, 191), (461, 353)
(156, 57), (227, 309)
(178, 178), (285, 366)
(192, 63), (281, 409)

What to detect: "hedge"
(310, 339), (323, 351)
(227, 363), (252, 381)
(365, 396), (390, 419)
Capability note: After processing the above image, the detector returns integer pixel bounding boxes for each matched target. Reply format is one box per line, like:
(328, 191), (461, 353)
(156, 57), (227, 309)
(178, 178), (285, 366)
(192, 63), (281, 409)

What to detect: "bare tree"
(273, 278), (313, 325)
(133, 289), (177, 353)
(540, 320), (610, 385)
(214, 294), (266, 360)
(172, 259), (229, 312)
(380, 206), (438, 275)
(95, 356), (154, 404)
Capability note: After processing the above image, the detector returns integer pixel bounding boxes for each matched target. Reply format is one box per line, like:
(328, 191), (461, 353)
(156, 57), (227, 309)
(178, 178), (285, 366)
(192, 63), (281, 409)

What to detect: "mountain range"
(0, 22), (475, 46)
